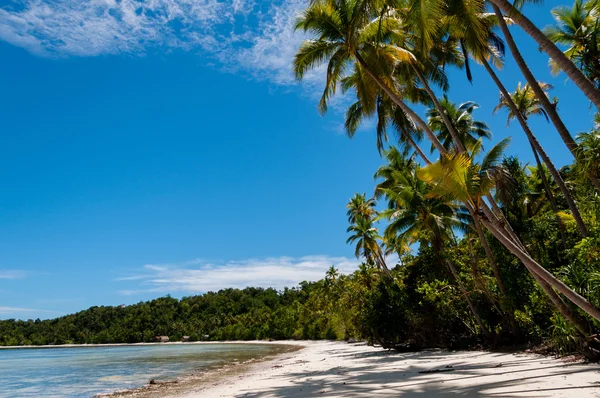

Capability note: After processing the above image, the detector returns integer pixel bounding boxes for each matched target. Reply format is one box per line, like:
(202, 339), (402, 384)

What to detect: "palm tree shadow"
(234, 350), (599, 397)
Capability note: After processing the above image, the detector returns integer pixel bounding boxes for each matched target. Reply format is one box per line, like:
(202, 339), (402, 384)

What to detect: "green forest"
(3, 0), (600, 359)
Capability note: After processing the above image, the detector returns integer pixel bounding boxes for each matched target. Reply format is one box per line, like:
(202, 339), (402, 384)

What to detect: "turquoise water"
(0, 343), (283, 397)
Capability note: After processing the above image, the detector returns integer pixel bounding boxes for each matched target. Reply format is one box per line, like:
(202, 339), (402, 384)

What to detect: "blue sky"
(0, 0), (596, 320)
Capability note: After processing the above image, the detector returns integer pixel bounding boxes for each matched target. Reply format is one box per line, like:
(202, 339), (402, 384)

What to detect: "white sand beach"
(167, 341), (600, 398)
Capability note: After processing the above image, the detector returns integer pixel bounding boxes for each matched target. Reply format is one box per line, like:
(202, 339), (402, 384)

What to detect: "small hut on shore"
(181, 336), (191, 342)
(155, 336), (169, 342)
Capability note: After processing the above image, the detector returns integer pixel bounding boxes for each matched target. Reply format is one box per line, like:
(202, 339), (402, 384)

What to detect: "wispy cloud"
(0, 0), (229, 57)
(117, 255), (371, 295)
(0, 270), (30, 279)
(0, 306), (59, 315)
(0, 0), (359, 126)
(0, 0), (315, 83)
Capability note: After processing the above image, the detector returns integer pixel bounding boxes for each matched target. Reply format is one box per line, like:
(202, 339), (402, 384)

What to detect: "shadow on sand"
(235, 347), (600, 397)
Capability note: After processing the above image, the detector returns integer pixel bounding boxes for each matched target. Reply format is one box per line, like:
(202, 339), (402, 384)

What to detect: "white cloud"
(0, 0), (228, 57)
(0, 0), (340, 90)
(118, 255), (367, 295)
(0, 0), (360, 126)
(225, 0), (308, 85)
(0, 306), (59, 314)
(0, 270), (30, 279)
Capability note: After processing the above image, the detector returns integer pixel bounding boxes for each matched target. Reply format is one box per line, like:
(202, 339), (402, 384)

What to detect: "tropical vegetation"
(292, 0), (600, 357)
(2, 0), (600, 359)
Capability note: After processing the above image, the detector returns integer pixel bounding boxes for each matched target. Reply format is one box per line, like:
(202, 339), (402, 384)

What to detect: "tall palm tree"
(325, 265), (339, 285)
(346, 193), (378, 224)
(295, 0), (600, 323)
(444, 0), (600, 191)
(293, 0), (448, 155)
(346, 215), (392, 277)
(427, 99), (492, 153)
(544, 0), (600, 90)
(377, 160), (493, 339)
(494, 82), (588, 237)
(342, 68), (431, 161)
(493, 82), (566, 246)
(488, 0), (600, 108)
(491, 4), (582, 162)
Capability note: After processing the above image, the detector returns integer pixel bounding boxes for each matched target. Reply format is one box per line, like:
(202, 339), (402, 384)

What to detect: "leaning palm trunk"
(493, 5), (578, 155)
(480, 217), (600, 321)
(488, 0), (600, 109)
(397, 124), (432, 165)
(354, 49), (600, 322)
(529, 141), (569, 249)
(354, 52), (447, 154)
(480, 200), (590, 335)
(492, 5), (600, 193)
(537, 278), (590, 337)
(412, 65), (467, 153)
(481, 58), (589, 237)
(372, 249), (393, 279)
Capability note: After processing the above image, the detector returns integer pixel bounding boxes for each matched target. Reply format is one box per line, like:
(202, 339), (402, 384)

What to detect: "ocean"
(0, 343), (285, 397)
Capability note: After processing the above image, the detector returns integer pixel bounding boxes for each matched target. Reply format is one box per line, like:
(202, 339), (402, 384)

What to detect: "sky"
(0, 0), (597, 320)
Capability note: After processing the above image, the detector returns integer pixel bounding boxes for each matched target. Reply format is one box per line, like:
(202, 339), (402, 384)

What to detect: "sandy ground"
(165, 340), (600, 398)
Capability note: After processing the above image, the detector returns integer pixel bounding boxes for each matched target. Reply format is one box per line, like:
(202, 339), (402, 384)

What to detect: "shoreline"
(99, 341), (304, 398)
(0, 340), (290, 350)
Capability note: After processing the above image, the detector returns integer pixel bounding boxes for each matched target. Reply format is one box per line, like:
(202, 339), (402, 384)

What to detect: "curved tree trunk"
(412, 66), (467, 153)
(493, 4), (578, 156)
(536, 278), (590, 337)
(481, 58), (589, 237)
(480, 200), (587, 335)
(480, 218), (600, 321)
(353, 49), (600, 322)
(397, 124), (432, 165)
(492, 5), (600, 193)
(354, 52), (447, 154)
(529, 141), (569, 249)
(488, 0), (600, 109)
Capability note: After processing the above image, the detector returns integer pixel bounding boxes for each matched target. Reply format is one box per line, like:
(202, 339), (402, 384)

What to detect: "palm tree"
(444, 0), (599, 191)
(494, 82), (588, 237)
(346, 216), (391, 277)
(418, 139), (597, 331)
(325, 265), (339, 286)
(346, 193), (378, 224)
(427, 99), (492, 153)
(491, 4), (582, 162)
(293, 0), (448, 155)
(544, 0), (600, 90)
(295, 0), (600, 323)
(377, 159), (493, 339)
(488, 0), (600, 108)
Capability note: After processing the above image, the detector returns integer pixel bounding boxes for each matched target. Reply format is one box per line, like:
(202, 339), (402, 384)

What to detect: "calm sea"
(0, 343), (285, 397)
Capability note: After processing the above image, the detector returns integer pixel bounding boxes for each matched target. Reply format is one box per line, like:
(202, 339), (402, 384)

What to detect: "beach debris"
(418, 365), (455, 374)
(148, 379), (178, 385)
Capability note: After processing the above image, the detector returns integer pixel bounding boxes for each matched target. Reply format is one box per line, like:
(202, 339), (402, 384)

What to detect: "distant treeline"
(0, 285), (327, 345)
(0, 234), (593, 351)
